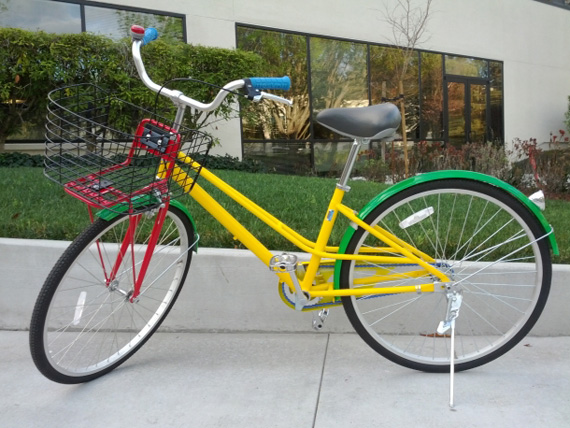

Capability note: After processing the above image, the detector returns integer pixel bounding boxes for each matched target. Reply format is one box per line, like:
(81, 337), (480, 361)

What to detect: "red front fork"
(130, 200), (170, 301)
(88, 201), (170, 302)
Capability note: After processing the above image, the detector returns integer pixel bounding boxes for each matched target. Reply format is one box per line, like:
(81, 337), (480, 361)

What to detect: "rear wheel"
(340, 179), (551, 372)
(30, 205), (194, 383)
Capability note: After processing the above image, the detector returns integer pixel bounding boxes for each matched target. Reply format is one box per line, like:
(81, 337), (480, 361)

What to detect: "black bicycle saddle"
(316, 103), (401, 140)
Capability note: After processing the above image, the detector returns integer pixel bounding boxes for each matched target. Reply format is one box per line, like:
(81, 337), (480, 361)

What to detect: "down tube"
(188, 182), (274, 264)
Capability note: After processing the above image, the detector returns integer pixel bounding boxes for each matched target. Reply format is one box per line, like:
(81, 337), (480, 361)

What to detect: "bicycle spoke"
(340, 180), (550, 372)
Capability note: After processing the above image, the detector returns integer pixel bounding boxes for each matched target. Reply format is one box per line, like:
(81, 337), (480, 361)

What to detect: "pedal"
(270, 253), (319, 311)
(312, 309), (329, 331)
(269, 253), (298, 273)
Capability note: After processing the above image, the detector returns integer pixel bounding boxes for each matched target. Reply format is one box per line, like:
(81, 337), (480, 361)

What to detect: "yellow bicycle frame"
(166, 153), (450, 307)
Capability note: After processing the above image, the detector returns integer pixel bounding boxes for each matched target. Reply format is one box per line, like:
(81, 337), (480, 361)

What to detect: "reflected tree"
(237, 27), (310, 141)
(383, 0), (433, 176)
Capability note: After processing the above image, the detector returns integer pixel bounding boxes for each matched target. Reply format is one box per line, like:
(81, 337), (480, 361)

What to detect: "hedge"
(0, 28), (268, 151)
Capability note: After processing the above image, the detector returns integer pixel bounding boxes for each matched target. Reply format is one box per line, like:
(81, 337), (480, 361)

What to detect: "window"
(419, 52), (444, 141)
(0, 0), (185, 41)
(370, 45), (419, 141)
(0, 0), (81, 33)
(489, 61), (504, 144)
(237, 25), (503, 174)
(237, 27), (308, 141)
(84, 5), (184, 42)
(534, 0), (570, 10)
(311, 37), (368, 141)
(445, 56), (488, 79)
(237, 27), (311, 173)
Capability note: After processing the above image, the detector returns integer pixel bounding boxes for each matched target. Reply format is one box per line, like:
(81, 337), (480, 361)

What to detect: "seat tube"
(338, 138), (366, 190)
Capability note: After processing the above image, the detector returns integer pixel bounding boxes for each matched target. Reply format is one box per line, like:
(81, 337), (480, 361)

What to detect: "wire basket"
(44, 84), (212, 214)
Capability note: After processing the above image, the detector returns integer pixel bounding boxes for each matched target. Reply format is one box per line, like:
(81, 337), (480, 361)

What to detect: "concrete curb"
(1, 237), (568, 334)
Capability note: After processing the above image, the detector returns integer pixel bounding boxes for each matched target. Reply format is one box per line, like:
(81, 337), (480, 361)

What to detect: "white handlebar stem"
(131, 40), (245, 112)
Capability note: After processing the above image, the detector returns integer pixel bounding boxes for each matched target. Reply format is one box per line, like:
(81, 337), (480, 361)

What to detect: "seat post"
(337, 138), (367, 191)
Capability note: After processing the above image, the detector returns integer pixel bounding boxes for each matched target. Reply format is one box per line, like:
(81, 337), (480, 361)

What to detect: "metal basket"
(44, 84), (212, 214)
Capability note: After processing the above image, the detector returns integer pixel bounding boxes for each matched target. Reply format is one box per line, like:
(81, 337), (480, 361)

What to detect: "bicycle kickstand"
(437, 286), (463, 409)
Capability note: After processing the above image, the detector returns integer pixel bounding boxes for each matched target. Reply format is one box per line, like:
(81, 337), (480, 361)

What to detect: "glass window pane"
(447, 81), (466, 146)
(84, 6), (184, 42)
(0, 0), (81, 33)
(370, 46), (400, 103)
(489, 61), (504, 144)
(419, 52), (443, 141)
(313, 141), (353, 173)
(313, 140), (374, 174)
(370, 46), (418, 140)
(445, 55), (488, 78)
(310, 37), (368, 140)
(237, 27), (309, 140)
(470, 84), (487, 143)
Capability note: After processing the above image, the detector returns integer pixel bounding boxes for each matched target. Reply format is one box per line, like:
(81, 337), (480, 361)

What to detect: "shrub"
(508, 131), (570, 196)
(0, 28), (268, 151)
(0, 151), (266, 173)
(0, 152), (44, 167)
(366, 140), (510, 183)
(358, 158), (389, 182)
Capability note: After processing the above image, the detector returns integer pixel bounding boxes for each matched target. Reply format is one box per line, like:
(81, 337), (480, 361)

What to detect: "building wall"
(83, 0), (570, 156)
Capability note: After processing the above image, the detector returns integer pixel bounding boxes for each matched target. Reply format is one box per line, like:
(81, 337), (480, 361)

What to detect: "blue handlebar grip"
(249, 76), (291, 91)
(142, 27), (158, 46)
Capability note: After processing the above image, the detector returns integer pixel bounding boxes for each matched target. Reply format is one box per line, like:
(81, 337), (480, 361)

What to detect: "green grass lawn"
(1, 167), (568, 263)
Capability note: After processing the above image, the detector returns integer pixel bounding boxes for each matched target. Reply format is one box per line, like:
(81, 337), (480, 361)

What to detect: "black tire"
(30, 205), (194, 383)
(339, 179), (551, 372)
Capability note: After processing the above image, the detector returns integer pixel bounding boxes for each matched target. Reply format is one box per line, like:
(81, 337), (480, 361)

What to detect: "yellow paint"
(171, 153), (450, 301)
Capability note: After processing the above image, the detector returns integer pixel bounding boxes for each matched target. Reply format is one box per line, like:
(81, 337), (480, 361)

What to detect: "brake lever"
(259, 91), (293, 106)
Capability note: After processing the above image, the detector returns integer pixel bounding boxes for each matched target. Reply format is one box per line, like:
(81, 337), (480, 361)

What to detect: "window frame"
(533, 0), (570, 11)
(51, 0), (187, 40)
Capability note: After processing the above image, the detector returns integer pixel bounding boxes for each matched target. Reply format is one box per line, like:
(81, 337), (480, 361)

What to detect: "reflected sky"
(0, 0), (81, 33)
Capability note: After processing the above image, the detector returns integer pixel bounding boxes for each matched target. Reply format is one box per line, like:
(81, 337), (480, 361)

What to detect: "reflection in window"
(470, 84), (487, 144)
(84, 6), (184, 42)
(0, 0), (81, 33)
(313, 141), (354, 173)
(445, 56), (488, 79)
(235, 25), (504, 174)
(489, 61), (504, 143)
(447, 81), (466, 146)
(237, 27), (309, 141)
(370, 46), (419, 140)
(420, 52), (443, 141)
(310, 37), (368, 139)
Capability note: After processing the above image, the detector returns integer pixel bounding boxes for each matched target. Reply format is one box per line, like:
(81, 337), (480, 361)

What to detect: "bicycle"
(29, 27), (558, 406)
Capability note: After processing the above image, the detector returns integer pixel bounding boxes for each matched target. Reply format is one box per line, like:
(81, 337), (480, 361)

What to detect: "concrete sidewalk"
(1, 331), (569, 428)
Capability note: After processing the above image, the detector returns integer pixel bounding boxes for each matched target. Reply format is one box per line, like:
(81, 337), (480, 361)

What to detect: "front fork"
(88, 200), (170, 302)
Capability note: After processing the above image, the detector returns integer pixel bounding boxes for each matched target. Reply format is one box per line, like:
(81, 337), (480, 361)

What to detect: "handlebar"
(129, 25), (292, 112)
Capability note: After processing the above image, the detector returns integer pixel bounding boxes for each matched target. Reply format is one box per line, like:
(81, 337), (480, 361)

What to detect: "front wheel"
(30, 205), (195, 383)
(339, 179), (551, 372)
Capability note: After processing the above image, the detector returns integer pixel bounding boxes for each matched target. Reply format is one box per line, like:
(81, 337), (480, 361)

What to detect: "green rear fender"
(333, 170), (559, 290)
(96, 199), (199, 252)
